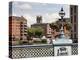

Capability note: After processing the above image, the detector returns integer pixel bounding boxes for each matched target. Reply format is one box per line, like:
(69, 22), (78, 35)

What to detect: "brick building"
(9, 16), (27, 45)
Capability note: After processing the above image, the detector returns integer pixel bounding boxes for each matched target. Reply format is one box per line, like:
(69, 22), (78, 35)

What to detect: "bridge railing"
(9, 43), (78, 59)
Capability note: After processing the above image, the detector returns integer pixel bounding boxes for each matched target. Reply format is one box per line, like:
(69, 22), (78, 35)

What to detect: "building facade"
(70, 5), (78, 43)
(31, 16), (52, 38)
(9, 16), (27, 44)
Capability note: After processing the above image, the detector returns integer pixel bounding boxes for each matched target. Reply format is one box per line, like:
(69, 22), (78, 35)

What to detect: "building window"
(21, 34), (23, 36)
(71, 16), (73, 23)
(74, 15), (76, 22)
(74, 24), (76, 32)
(71, 34), (73, 39)
(74, 6), (77, 13)
(20, 38), (23, 40)
(74, 34), (77, 39)
(70, 7), (73, 15)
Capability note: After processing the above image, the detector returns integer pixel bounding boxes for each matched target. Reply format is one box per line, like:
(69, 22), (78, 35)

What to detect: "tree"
(49, 19), (72, 38)
(35, 27), (43, 38)
(50, 20), (72, 31)
(50, 22), (60, 32)
(27, 27), (43, 38)
(64, 22), (72, 31)
(27, 27), (35, 36)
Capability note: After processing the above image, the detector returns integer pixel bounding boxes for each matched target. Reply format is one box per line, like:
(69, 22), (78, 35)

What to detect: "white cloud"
(12, 13), (17, 16)
(41, 3), (47, 6)
(17, 4), (32, 10)
(23, 13), (60, 27)
(13, 2), (32, 10)
(43, 13), (60, 23)
(24, 14), (36, 27)
(10, 1), (70, 30)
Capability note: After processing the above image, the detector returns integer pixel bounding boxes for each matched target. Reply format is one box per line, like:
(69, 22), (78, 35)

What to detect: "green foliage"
(50, 20), (72, 31)
(64, 22), (72, 30)
(33, 39), (47, 44)
(27, 27), (43, 37)
(33, 40), (41, 44)
(35, 27), (43, 37)
(50, 23), (60, 32)
(18, 40), (23, 45)
(22, 41), (28, 45)
(27, 27), (35, 36)
(41, 39), (47, 44)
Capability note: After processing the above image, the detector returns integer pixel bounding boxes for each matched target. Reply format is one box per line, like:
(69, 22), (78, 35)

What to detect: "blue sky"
(9, 1), (70, 27)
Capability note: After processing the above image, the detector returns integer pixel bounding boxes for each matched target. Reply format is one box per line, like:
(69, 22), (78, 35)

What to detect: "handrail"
(9, 44), (53, 48)
(9, 43), (78, 48)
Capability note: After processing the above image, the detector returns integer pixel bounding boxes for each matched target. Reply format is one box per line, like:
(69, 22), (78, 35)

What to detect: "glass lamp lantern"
(59, 7), (65, 18)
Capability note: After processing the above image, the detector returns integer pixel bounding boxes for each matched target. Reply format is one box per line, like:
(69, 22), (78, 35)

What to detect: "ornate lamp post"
(59, 7), (65, 38)
(53, 7), (72, 56)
